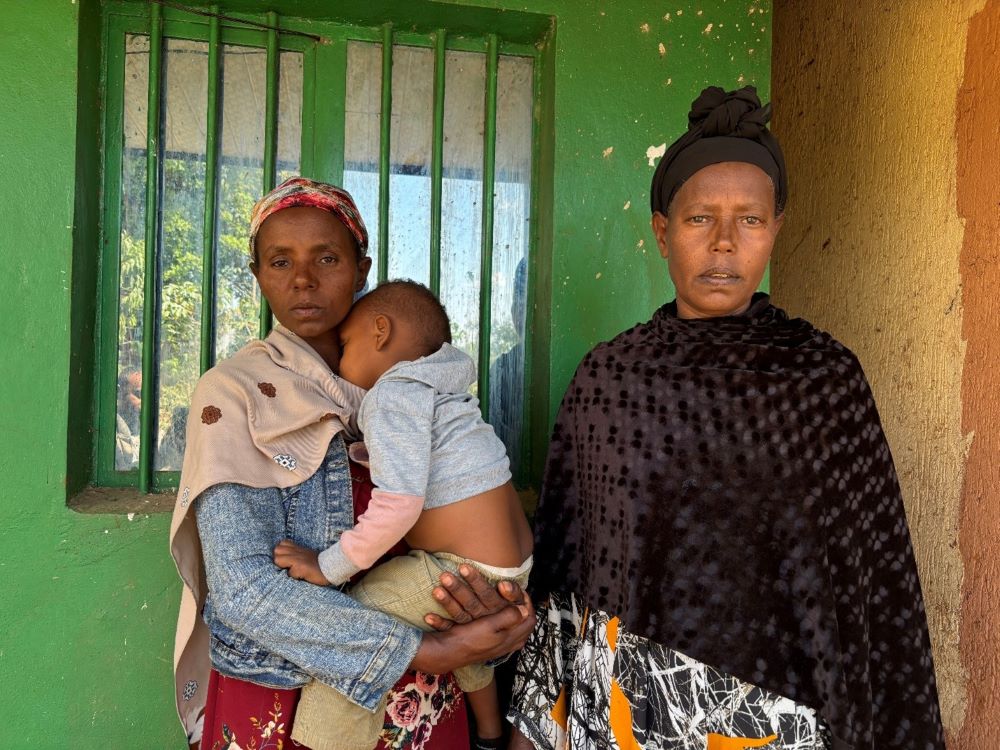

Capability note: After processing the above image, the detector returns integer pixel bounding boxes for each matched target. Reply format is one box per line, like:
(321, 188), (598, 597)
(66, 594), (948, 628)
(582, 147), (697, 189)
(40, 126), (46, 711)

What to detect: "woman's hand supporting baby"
(410, 564), (536, 675)
(275, 541), (535, 675)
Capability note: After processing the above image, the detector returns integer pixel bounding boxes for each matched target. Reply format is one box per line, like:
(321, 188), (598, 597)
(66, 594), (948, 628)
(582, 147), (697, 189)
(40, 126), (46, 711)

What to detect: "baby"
(274, 280), (534, 750)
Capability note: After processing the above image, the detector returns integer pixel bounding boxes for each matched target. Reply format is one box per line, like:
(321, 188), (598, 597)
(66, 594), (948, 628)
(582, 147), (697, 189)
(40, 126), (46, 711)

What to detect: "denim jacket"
(195, 435), (422, 710)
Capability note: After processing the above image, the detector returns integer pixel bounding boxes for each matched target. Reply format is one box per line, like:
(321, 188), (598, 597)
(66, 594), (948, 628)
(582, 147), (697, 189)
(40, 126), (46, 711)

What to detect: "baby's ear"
(373, 313), (392, 350)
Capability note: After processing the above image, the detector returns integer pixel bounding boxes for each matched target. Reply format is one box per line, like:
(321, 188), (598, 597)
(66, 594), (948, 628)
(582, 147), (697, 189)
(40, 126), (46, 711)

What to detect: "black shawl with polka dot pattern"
(530, 294), (944, 750)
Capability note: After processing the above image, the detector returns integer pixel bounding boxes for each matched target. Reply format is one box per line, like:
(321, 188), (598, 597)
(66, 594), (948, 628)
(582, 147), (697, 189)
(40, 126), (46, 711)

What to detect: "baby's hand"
(273, 540), (330, 586)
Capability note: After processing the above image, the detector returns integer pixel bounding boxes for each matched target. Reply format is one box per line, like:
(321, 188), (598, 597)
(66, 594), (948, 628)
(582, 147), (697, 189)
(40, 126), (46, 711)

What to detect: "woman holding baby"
(169, 178), (534, 750)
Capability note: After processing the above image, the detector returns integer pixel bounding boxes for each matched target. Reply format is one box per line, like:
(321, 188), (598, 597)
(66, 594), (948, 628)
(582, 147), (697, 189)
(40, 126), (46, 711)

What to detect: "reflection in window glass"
(155, 38), (209, 471)
(215, 44), (267, 362)
(277, 51), (303, 185)
(344, 41), (382, 283)
(387, 45), (433, 285)
(489, 55), (533, 477)
(440, 50), (486, 367)
(116, 33), (150, 470)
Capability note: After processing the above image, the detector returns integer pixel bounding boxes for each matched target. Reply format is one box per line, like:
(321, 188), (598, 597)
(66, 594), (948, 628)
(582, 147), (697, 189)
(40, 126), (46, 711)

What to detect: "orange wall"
(955, 3), (1000, 746)
(771, 0), (1000, 743)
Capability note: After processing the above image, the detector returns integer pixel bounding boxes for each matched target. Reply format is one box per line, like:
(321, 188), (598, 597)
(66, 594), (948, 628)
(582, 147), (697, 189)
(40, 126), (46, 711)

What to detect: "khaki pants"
(291, 550), (533, 750)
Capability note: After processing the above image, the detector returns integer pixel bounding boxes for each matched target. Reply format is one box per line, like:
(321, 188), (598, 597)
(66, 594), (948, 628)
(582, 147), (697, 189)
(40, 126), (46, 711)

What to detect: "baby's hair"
(354, 279), (452, 356)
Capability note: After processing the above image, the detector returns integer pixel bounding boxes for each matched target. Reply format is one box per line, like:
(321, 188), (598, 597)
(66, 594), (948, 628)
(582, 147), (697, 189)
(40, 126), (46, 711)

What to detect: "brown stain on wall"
(955, 1), (1000, 746)
(771, 0), (982, 737)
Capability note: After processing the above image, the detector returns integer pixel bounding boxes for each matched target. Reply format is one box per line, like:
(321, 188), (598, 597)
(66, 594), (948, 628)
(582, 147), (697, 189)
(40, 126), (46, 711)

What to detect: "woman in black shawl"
(507, 87), (944, 750)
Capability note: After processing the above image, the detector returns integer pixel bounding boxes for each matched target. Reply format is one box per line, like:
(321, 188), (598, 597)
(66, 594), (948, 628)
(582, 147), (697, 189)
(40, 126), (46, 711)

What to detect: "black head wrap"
(650, 86), (787, 215)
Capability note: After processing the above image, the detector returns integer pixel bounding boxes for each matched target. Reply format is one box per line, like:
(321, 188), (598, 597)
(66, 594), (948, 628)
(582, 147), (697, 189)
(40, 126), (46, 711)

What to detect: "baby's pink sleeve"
(317, 490), (424, 585)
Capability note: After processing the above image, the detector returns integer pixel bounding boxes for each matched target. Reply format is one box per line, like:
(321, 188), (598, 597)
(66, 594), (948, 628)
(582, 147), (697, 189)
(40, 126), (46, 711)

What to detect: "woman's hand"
(410, 600), (535, 674)
(425, 564), (529, 629)
(408, 565), (535, 674)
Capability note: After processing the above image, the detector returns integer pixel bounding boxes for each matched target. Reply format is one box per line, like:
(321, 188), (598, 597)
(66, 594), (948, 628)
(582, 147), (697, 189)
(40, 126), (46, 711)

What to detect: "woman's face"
(251, 206), (372, 347)
(651, 161), (783, 319)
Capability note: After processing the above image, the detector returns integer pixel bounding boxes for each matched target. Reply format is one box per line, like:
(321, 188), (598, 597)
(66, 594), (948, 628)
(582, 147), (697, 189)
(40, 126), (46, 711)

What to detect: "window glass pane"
(277, 50), (303, 184)
(488, 54), (533, 476)
(344, 41), (382, 282)
(116, 33), (149, 471)
(440, 50), (485, 367)
(154, 38), (210, 471)
(387, 45), (433, 285)
(215, 44), (266, 361)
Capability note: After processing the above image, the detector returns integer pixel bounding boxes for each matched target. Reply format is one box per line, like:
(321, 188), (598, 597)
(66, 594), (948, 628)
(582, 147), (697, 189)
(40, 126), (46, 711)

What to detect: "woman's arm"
(197, 482), (420, 711)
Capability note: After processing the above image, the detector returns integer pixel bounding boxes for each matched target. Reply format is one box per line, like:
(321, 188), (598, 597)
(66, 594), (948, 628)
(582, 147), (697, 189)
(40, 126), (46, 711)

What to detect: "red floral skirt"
(199, 462), (469, 750)
(200, 669), (468, 750)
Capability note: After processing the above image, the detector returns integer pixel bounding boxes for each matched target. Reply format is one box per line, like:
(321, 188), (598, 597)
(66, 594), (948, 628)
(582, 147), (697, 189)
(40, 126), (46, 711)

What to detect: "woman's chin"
(680, 290), (754, 319)
(281, 320), (336, 341)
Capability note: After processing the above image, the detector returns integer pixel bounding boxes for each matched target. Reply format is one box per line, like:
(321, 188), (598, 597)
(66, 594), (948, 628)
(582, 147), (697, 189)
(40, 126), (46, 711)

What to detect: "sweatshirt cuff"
(318, 543), (361, 586)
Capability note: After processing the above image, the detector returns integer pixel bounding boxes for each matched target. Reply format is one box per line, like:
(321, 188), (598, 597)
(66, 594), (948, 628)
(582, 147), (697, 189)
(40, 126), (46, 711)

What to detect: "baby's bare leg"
(466, 678), (503, 743)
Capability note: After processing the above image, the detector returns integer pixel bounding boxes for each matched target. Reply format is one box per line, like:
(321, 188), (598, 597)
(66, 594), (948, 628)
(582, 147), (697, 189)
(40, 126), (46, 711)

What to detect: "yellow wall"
(771, 0), (987, 738)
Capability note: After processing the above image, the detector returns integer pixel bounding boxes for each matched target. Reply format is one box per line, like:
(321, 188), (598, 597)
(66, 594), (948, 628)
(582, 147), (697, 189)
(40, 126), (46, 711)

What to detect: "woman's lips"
(289, 305), (324, 320)
(698, 269), (742, 285)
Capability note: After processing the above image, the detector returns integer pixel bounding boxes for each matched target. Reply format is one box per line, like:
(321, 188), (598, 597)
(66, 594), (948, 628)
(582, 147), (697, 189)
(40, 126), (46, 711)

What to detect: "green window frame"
(90, 1), (549, 502)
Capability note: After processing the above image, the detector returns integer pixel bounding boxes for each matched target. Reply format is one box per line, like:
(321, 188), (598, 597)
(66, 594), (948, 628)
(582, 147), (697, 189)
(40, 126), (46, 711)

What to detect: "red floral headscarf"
(249, 177), (369, 257)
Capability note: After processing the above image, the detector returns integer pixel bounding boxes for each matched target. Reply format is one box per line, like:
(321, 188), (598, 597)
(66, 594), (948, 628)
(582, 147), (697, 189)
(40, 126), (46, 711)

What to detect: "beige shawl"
(169, 325), (364, 742)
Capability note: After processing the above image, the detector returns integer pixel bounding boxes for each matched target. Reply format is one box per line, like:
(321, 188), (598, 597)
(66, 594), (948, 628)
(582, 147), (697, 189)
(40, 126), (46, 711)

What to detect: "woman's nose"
(711, 218), (737, 253)
(293, 265), (318, 288)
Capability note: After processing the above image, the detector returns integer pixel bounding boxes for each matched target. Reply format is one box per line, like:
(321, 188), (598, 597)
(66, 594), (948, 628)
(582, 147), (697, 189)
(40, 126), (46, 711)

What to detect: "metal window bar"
(477, 34), (499, 420)
(258, 11), (280, 338)
(429, 29), (446, 295)
(200, 6), (221, 374)
(377, 23), (393, 284)
(138, 2), (164, 493)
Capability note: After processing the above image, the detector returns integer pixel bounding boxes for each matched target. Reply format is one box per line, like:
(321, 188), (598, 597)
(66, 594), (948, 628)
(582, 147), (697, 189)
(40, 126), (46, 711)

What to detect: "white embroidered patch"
(180, 486), (191, 507)
(273, 454), (297, 471)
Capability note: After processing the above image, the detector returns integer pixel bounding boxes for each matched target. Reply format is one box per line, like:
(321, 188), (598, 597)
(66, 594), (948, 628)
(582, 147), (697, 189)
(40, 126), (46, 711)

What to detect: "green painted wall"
(0, 0), (769, 745)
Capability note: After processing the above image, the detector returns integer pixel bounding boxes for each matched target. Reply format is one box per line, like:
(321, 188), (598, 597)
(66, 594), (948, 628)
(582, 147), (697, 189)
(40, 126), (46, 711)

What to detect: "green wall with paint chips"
(0, 0), (769, 744)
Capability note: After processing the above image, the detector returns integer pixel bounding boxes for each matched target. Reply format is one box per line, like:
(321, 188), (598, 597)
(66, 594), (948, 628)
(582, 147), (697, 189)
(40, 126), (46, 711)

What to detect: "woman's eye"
(270, 258), (289, 268)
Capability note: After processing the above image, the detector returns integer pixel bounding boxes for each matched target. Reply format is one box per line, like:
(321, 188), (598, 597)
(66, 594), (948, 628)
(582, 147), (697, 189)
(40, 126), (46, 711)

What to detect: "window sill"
(69, 485), (176, 514)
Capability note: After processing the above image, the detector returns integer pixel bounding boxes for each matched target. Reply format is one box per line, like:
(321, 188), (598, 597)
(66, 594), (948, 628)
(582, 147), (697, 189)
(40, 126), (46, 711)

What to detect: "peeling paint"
(640, 22), (650, 32)
(659, 41), (667, 56)
(602, 146), (614, 158)
(704, 23), (715, 34)
(624, 200), (631, 210)
(646, 142), (667, 166)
